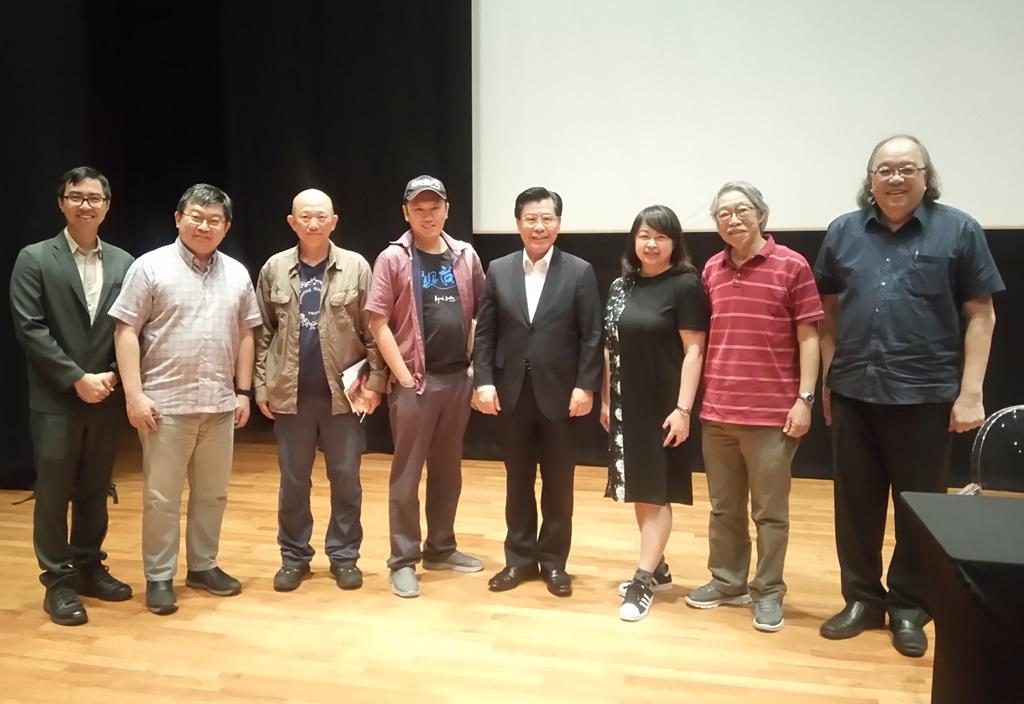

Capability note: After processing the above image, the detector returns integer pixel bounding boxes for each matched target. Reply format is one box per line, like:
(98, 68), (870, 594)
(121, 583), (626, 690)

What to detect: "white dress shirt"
(64, 228), (104, 323)
(523, 245), (554, 323)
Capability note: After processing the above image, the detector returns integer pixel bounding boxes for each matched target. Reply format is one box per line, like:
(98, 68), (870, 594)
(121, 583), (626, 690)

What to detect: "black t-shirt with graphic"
(297, 258), (330, 398)
(418, 249), (468, 373)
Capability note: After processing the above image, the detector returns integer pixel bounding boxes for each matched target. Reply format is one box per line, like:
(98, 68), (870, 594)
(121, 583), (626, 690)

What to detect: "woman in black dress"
(600, 205), (708, 621)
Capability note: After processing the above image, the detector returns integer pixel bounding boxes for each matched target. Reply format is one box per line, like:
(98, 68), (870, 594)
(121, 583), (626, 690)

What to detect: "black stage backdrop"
(2, 2), (1020, 490)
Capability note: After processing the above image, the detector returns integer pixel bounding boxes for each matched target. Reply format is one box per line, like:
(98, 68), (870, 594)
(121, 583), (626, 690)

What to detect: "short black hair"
(176, 183), (233, 221)
(57, 166), (111, 200)
(514, 186), (563, 219)
(621, 204), (695, 279)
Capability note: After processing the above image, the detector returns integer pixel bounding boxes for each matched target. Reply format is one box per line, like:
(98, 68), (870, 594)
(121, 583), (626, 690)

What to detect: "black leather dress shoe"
(43, 579), (88, 626)
(488, 564), (539, 592)
(77, 563), (133, 601)
(542, 568), (573, 597)
(890, 618), (928, 657)
(820, 601), (886, 639)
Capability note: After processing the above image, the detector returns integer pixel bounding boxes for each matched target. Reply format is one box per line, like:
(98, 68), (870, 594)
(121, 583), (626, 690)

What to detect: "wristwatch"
(798, 391), (815, 406)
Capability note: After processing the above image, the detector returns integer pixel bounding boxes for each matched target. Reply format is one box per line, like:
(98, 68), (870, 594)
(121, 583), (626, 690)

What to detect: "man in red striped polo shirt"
(685, 181), (823, 632)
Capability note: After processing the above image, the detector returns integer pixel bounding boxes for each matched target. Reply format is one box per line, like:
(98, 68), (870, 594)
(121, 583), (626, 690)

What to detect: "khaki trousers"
(700, 420), (799, 601)
(139, 412), (235, 581)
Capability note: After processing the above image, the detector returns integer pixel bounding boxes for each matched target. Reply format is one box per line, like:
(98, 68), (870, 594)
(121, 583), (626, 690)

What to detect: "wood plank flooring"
(0, 434), (938, 703)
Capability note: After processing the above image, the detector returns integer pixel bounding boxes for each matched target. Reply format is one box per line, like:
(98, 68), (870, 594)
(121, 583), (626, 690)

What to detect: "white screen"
(473, 0), (1024, 232)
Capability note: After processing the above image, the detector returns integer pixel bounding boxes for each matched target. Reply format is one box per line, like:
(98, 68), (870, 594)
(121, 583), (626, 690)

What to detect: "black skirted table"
(901, 492), (1024, 704)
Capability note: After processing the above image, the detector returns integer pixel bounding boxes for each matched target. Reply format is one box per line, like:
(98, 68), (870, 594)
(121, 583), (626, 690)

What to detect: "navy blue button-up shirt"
(814, 202), (1004, 405)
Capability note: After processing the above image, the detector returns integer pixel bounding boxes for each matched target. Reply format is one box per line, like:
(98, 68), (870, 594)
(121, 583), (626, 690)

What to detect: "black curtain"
(2, 0), (472, 487)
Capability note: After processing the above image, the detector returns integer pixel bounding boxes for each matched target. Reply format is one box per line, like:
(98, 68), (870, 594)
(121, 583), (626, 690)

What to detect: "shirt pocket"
(328, 288), (360, 322)
(270, 288), (292, 321)
(906, 255), (949, 297)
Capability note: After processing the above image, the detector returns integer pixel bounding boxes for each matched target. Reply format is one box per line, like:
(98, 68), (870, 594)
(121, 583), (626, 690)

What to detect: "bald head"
(292, 188), (334, 216)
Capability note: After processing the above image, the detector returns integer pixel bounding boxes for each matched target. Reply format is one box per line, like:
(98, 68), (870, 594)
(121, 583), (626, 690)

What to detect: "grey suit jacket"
(473, 247), (603, 420)
(11, 232), (134, 414)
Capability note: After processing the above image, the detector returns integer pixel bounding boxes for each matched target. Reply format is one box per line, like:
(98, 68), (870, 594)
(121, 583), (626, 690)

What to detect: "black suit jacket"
(473, 247), (602, 420)
(10, 232), (134, 415)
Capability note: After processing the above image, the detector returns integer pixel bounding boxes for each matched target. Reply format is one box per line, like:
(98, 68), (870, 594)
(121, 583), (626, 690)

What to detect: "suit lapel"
(531, 247), (561, 325)
(96, 242), (120, 317)
(512, 252), (530, 323)
(51, 234), (89, 315)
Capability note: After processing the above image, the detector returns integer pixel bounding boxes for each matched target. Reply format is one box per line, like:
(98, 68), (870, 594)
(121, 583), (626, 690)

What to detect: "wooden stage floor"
(0, 434), (935, 703)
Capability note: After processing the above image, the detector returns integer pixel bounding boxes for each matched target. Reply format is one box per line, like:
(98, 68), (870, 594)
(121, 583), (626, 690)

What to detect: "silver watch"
(798, 391), (816, 406)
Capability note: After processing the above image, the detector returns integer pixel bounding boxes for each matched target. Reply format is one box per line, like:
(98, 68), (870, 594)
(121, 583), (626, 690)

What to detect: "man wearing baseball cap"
(366, 175), (486, 598)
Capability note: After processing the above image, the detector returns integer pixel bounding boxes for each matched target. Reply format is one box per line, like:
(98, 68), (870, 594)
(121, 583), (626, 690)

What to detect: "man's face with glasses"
(869, 137), (928, 226)
(517, 198), (561, 262)
(174, 200), (230, 260)
(58, 178), (109, 230)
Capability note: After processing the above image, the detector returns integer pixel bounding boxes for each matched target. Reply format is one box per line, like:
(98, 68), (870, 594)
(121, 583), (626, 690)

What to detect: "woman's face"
(634, 222), (674, 274)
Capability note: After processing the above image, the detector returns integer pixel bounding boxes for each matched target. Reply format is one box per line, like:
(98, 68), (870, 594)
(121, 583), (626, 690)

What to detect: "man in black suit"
(10, 167), (135, 625)
(473, 187), (602, 597)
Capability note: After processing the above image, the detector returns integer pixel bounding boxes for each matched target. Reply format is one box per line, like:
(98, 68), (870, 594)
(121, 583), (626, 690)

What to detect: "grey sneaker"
(618, 562), (672, 597)
(684, 581), (752, 609)
(389, 567), (420, 598)
(753, 598), (785, 632)
(422, 550), (484, 573)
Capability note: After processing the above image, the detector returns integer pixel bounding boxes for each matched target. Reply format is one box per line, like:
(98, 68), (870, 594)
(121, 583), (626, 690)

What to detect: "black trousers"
(499, 373), (576, 571)
(830, 392), (952, 621)
(30, 405), (121, 585)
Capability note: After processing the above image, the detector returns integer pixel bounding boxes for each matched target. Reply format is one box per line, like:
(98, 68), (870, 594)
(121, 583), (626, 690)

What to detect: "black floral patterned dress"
(604, 270), (708, 504)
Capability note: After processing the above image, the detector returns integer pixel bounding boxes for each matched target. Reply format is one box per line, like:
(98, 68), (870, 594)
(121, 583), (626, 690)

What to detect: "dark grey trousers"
(386, 370), (473, 571)
(274, 395), (365, 567)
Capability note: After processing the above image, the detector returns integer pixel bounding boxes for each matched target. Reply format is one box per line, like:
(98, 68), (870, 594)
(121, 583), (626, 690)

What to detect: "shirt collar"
(63, 228), (103, 257)
(720, 235), (774, 269)
(176, 237), (218, 272)
(523, 245), (554, 273)
(864, 201), (929, 231)
(288, 242), (337, 273)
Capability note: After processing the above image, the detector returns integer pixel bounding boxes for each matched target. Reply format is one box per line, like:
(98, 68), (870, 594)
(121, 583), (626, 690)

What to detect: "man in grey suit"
(474, 186), (603, 597)
(10, 166), (135, 625)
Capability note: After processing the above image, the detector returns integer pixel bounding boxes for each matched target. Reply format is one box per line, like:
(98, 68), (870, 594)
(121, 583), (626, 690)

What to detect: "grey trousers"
(274, 395), (365, 567)
(138, 412), (234, 581)
(701, 420), (799, 601)
(386, 369), (473, 571)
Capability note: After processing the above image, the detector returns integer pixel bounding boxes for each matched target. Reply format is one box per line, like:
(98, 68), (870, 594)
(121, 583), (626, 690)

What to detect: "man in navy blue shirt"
(814, 135), (1004, 657)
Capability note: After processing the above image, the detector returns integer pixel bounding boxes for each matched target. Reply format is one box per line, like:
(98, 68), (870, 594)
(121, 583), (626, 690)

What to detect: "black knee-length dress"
(604, 270), (709, 504)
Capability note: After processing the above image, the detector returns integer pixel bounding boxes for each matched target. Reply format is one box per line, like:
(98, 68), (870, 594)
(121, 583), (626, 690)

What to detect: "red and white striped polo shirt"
(700, 236), (824, 427)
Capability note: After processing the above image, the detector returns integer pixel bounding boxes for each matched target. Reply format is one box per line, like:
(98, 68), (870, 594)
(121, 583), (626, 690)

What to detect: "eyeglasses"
(63, 193), (108, 207)
(871, 164), (926, 179)
(185, 212), (226, 228)
(714, 205), (757, 222)
(521, 215), (559, 227)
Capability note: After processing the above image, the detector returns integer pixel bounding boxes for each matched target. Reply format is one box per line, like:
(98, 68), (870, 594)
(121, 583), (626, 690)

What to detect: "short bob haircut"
(621, 204), (695, 279)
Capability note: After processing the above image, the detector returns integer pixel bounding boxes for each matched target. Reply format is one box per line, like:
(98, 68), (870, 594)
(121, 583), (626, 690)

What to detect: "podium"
(901, 492), (1024, 704)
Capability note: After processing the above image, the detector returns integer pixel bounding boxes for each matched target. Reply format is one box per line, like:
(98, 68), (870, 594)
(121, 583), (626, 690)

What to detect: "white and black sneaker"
(619, 579), (654, 622)
(618, 562), (672, 597)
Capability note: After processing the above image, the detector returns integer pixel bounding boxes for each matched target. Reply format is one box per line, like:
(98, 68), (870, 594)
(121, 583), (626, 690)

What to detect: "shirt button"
(886, 257), (891, 263)
(881, 281), (886, 286)
(875, 308), (879, 313)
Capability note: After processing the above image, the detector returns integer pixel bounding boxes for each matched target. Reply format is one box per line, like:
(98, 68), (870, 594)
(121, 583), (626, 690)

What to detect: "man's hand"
(74, 373), (114, 404)
(126, 392), (160, 432)
(783, 400), (812, 438)
(476, 387), (501, 415)
(257, 400), (275, 420)
(662, 409), (690, 447)
(950, 392), (985, 433)
(568, 388), (593, 417)
(235, 394), (251, 429)
(361, 389), (381, 415)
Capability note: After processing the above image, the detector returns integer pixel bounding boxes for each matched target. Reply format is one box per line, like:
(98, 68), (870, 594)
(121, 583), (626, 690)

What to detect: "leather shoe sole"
(488, 565), (539, 592)
(820, 602), (886, 640)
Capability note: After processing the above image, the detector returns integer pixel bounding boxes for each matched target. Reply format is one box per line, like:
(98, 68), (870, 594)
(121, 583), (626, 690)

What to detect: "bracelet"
(235, 388), (253, 398)
(675, 404), (690, 416)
